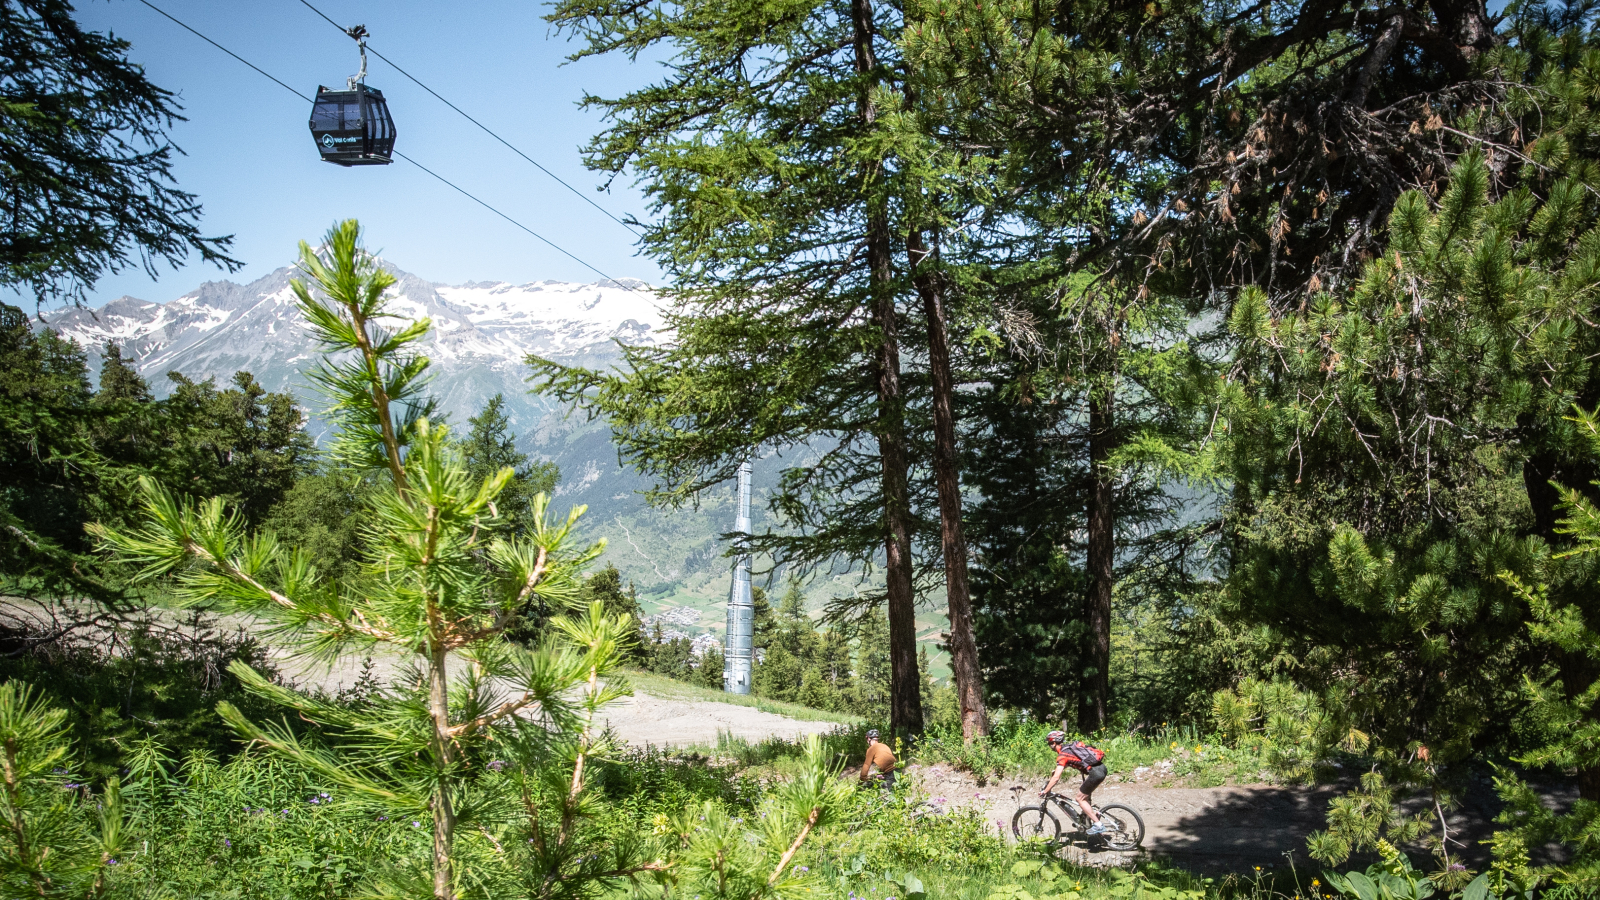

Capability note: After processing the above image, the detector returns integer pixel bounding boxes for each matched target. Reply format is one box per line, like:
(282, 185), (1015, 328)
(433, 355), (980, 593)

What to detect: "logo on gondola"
(322, 134), (335, 148)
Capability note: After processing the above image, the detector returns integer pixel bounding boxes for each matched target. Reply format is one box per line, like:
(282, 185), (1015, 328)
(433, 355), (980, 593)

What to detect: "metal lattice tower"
(723, 462), (754, 694)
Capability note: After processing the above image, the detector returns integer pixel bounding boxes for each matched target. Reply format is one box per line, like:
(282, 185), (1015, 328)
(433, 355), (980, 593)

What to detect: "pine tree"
(582, 563), (643, 646)
(95, 342), (149, 404)
(461, 393), (559, 537)
(751, 585), (776, 653)
(1498, 405), (1600, 893)
(753, 646), (802, 704)
(1221, 152), (1600, 797)
(161, 370), (314, 527)
(0, 681), (127, 899)
(797, 668), (837, 712)
(849, 611), (893, 722)
(818, 628), (855, 697)
(694, 646), (726, 689)
(92, 221), (631, 900)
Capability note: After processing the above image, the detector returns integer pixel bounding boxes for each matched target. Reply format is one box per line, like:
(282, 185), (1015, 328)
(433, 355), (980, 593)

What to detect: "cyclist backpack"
(1060, 741), (1105, 771)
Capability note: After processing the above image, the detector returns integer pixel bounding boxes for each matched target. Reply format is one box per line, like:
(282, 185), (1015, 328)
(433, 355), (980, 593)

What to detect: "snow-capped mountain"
(40, 265), (664, 438)
(37, 263), (754, 626)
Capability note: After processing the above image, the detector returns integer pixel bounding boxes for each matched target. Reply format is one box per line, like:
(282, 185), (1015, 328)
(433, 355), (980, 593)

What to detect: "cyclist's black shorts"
(1079, 764), (1107, 797)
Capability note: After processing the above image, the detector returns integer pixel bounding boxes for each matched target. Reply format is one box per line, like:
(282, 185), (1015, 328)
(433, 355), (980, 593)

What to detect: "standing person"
(1040, 730), (1107, 833)
(860, 729), (897, 788)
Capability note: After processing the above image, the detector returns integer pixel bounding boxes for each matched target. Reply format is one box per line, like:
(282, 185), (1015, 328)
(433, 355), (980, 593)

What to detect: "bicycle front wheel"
(1094, 803), (1145, 850)
(1011, 804), (1062, 844)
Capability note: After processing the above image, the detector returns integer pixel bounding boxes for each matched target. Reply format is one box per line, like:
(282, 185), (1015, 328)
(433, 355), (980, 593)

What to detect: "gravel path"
(1, 599), (840, 749)
(904, 763), (1570, 873)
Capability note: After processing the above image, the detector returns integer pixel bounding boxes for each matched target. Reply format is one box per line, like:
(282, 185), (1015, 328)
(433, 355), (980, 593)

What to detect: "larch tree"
(1, 0), (239, 306)
(539, 0), (999, 738)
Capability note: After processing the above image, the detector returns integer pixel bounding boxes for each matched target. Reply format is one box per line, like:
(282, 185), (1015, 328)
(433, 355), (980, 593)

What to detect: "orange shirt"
(860, 742), (896, 780)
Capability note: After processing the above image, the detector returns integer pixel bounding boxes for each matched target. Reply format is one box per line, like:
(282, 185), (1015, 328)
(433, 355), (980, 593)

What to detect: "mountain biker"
(1041, 730), (1107, 834)
(860, 729), (897, 788)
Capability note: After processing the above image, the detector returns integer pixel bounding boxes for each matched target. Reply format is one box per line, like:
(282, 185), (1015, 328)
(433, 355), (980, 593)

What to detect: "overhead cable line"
(135, 0), (310, 102)
(130, 0), (644, 292)
(294, 0), (643, 235)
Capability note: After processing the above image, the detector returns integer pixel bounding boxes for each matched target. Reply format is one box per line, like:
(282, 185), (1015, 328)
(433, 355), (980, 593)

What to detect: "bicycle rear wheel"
(1093, 803), (1145, 850)
(1011, 805), (1061, 844)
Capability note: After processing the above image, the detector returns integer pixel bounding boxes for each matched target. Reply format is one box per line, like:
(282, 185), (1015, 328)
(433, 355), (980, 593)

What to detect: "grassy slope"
(618, 667), (863, 725)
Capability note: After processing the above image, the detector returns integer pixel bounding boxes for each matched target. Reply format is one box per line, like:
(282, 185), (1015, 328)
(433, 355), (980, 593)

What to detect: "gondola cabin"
(309, 84), (395, 166)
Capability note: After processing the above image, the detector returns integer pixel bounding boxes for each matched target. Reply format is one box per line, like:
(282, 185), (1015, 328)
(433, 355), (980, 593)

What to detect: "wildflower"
(798, 867), (809, 873)
(1311, 880), (1320, 888)
(223, 838), (232, 848)
(1254, 867), (1261, 872)
(413, 821), (422, 827)
(320, 792), (330, 798)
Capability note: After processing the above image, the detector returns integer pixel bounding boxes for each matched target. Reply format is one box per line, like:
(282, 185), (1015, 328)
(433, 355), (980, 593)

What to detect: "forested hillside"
(10, 0), (1600, 898)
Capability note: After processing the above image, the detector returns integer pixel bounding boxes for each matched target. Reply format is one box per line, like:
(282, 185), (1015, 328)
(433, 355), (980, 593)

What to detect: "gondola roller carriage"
(308, 25), (396, 166)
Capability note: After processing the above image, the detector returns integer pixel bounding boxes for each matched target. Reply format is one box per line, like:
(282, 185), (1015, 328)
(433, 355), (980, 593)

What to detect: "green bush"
(0, 614), (289, 780)
(911, 715), (1279, 787)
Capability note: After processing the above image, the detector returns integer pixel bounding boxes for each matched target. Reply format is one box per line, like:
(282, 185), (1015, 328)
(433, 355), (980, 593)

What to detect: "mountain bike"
(1011, 790), (1145, 851)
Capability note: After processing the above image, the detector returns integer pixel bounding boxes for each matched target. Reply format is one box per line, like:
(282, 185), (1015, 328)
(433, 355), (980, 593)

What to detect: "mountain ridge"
(37, 261), (755, 636)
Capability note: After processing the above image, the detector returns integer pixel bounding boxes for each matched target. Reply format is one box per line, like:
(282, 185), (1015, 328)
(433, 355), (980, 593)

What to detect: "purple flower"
(223, 838), (232, 848)
(413, 821), (422, 828)
(378, 816), (388, 821)
(488, 759), (507, 772)
(798, 867), (809, 873)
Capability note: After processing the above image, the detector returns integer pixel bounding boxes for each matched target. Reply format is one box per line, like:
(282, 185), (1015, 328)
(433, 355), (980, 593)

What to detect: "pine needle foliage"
(0, 681), (126, 899)
(1220, 150), (1599, 763)
(1496, 405), (1600, 893)
(89, 220), (629, 900)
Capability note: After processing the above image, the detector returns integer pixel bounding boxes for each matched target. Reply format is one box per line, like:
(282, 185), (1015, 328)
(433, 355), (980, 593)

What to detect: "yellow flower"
(1254, 867), (1261, 872)
(1311, 880), (1320, 888)
(651, 814), (671, 835)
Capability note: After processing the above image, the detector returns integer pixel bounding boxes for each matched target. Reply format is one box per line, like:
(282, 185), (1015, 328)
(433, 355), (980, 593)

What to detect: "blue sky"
(17, 0), (666, 309)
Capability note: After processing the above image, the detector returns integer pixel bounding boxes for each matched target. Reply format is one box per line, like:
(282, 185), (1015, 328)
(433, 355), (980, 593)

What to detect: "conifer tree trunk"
(1081, 379), (1114, 733)
(427, 636), (456, 900)
(909, 229), (987, 741)
(853, 0), (922, 736)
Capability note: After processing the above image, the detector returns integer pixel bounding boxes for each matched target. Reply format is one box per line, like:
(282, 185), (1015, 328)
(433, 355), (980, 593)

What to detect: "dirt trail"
(905, 763), (1563, 873)
(1, 599), (840, 749)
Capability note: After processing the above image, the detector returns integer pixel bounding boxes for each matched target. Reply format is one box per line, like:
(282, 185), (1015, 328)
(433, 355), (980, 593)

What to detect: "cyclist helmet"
(1046, 730), (1066, 745)
(866, 729), (881, 740)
